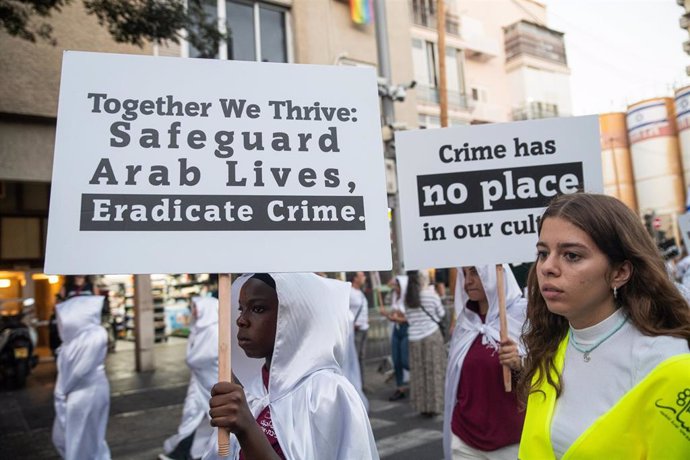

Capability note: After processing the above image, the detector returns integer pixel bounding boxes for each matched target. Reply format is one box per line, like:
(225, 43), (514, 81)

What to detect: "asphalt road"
(0, 338), (444, 460)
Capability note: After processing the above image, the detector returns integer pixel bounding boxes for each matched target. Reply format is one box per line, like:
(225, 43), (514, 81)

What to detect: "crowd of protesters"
(47, 192), (690, 460)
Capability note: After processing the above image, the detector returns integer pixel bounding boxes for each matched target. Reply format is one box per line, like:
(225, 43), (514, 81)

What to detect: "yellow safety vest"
(519, 336), (690, 459)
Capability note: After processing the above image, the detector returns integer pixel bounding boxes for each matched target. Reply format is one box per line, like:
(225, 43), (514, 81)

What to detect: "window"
(470, 86), (488, 103)
(188, 0), (290, 63)
(0, 181), (49, 265)
(410, 0), (459, 35)
(412, 39), (468, 108)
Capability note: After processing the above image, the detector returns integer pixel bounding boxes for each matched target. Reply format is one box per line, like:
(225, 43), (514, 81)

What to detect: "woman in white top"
(405, 270), (447, 416)
(518, 193), (690, 459)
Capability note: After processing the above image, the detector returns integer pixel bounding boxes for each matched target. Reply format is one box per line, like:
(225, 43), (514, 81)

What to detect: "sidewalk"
(0, 337), (443, 459)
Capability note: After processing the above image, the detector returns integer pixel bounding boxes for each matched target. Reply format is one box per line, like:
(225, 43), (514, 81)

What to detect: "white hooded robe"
(164, 296), (219, 458)
(203, 273), (379, 460)
(442, 265), (527, 460)
(52, 295), (111, 460)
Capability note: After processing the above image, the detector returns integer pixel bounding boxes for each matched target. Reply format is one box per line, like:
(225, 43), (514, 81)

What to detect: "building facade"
(0, 1), (574, 343)
(409, 0), (571, 127)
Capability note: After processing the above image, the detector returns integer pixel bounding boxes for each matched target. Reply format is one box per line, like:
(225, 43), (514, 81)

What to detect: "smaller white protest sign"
(395, 116), (603, 269)
(45, 52), (391, 274)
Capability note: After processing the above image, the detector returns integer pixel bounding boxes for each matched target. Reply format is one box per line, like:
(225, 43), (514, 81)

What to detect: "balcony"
(504, 20), (567, 66)
(460, 15), (499, 61)
(416, 84), (472, 111)
(511, 101), (560, 121)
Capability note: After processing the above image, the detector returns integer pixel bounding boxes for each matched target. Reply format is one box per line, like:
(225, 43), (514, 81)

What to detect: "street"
(0, 338), (443, 460)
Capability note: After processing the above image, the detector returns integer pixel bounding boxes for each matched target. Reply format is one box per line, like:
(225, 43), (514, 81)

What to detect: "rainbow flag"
(350, 0), (373, 25)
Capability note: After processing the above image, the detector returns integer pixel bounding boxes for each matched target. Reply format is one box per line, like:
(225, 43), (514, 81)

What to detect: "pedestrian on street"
(405, 270), (447, 417)
(52, 295), (111, 460)
(50, 275), (98, 355)
(518, 193), (690, 459)
(161, 296), (219, 460)
(348, 271), (369, 384)
(443, 265), (527, 460)
(385, 275), (410, 401)
(203, 273), (378, 460)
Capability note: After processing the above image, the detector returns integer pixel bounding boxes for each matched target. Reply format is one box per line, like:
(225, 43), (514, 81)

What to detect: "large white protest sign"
(395, 116), (603, 269)
(45, 52), (391, 274)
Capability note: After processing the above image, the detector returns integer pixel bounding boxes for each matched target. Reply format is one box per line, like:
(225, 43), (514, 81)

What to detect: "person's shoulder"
(420, 287), (440, 298)
(305, 371), (366, 406)
(647, 334), (689, 354)
(633, 332), (689, 382)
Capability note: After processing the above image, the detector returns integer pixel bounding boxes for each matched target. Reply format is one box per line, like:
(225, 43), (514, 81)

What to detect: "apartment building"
(409, 0), (572, 127)
(0, 0), (572, 295)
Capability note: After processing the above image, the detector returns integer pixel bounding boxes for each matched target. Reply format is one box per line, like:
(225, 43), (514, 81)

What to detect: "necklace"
(568, 316), (628, 362)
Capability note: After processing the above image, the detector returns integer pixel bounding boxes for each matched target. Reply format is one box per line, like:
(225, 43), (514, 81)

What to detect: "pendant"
(583, 351), (591, 362)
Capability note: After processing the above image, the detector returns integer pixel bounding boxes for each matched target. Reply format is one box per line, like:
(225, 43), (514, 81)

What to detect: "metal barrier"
(364, 315), (393, 363)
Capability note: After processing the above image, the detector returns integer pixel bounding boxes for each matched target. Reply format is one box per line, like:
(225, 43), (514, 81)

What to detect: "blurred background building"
(6, 0), (690, 361)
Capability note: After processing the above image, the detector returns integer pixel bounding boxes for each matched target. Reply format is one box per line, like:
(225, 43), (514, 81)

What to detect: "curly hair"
(517, 193), (690, 403)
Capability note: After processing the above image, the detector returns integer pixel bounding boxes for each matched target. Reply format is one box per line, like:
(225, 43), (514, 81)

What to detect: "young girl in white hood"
(162, 296), (219, 460)
(52, 295), (111, 460)
(203, 273), (378, 460)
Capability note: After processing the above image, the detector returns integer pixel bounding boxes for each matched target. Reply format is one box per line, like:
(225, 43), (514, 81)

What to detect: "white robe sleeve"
(305, 375), (378, 460)
(272, 372), (378, 460)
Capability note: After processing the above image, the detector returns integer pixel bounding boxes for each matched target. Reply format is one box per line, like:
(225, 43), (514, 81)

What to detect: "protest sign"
(395, 116), (603, 269)
(45, 51), (391, 274)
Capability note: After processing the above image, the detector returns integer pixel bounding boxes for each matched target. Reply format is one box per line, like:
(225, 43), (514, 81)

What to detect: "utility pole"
(374, 0), (404, 275)
(375, 0), (394, 131)
(436, 0), (456, 294)
(437, 0), (449, 128)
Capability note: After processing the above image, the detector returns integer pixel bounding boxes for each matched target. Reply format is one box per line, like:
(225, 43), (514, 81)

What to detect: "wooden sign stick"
(218, 273), (232, 456)
(496, 264), (512, 392)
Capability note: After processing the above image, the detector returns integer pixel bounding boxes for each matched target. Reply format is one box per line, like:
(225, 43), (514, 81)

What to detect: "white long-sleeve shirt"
(550, 308), (689, 458)
(406, 287), (445, 342)
(349, 288), (369, 331)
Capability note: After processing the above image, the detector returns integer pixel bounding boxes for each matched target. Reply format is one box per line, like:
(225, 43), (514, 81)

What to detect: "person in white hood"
(161, 297), (219, 460)
(52, 295), (111, 460)
(203, 273), (378, 460)
(443, 265), (527, 460)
